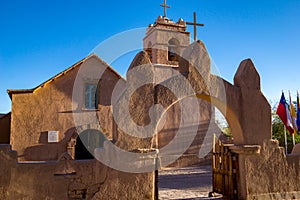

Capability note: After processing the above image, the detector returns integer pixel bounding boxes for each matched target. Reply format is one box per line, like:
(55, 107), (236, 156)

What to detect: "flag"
(276, 92), (294, 134)
(297, 92), (300, 130)
(289, 92), (298, 134)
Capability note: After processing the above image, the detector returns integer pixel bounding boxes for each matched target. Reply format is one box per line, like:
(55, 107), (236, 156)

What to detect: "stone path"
(158, 165), (223, 200)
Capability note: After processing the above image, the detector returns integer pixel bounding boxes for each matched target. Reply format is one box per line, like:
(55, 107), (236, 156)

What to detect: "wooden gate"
(212, 139), (238, 199)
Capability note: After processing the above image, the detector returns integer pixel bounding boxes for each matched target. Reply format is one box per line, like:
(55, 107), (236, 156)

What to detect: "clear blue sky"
(1, 0), (300, 113)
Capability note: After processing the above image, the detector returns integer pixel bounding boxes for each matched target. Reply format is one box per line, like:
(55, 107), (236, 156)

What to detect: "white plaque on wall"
(48, 131), (59, 143)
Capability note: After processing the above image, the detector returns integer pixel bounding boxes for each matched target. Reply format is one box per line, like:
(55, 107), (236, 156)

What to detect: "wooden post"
(155, 169), (158, 200)
(292, 133), (295, 147)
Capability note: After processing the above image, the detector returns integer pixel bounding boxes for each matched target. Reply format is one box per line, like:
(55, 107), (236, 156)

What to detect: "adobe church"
(2, 2), (290, 200)
(0, 4), (228, 197)
(0, 6), (222, 165)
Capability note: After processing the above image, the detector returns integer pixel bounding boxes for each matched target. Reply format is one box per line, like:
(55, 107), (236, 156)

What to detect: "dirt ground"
(158, 165), (223, 200)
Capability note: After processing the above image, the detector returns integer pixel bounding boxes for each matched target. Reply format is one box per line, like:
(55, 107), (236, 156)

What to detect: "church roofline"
(7, 54), (124, 100)
(153, 16), (187, 27)
(143, 17), (190, 42)
(154, 20), (186, 28)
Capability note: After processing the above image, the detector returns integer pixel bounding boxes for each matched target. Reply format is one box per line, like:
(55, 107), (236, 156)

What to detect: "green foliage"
(215, 114), (233, 139)
(222, 126), (233, 139)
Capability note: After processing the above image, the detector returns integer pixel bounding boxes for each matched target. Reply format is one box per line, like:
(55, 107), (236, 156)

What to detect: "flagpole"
(284, 126), (288, 155)
(292, 133), (295, 146)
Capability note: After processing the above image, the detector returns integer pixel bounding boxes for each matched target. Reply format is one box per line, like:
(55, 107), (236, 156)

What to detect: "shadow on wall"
(0, 113), (11, 144)
(21, 127), (76, 161)
(21, 127), (108, 161)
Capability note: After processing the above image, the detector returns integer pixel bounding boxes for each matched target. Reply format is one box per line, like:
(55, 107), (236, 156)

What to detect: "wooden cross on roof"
(160, 0), (170, 18)
(186, 12), (204, 42)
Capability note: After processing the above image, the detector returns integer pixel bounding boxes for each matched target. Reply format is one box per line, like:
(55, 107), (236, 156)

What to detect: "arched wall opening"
(168, 38), (180, 62)
(154, 93), (243, 152)
(156, 93), (239, 199)
(75, 129), (108, 160)
(194, 93), (243, 143)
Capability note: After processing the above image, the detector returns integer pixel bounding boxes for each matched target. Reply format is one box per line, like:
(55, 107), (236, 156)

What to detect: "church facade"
(7, 55), (121, 161)
(1, 2), (290, 198)
(2, 13), (220, 166)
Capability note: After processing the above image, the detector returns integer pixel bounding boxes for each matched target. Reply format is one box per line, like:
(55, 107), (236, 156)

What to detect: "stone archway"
(145, 41), (272, 199)
(111, 39), (272, 175)
(154, 93), (235, 199)
(121, 40), (271, 150)
(178, 40), (271, 146)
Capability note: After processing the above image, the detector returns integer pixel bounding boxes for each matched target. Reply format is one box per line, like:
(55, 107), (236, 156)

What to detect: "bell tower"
(142, 1), (204, 81)
(143, 0), (190, 66)
(143, 16), (190, 66)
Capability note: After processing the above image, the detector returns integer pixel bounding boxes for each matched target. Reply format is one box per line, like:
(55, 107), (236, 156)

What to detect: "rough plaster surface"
(235, 140), (300, 200)
(92, 169), (154, 200)
(148, 40), (271, 147)
(291, 143), (300, 155)
(10, 56), (120, 161)
(0, 144), (154, 200)
(1, 17), (280, 200)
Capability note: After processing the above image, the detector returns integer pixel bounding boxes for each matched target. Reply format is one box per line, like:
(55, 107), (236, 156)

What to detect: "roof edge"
(7, 54), (125, 100)
(7, 89), (34, 99)
(91, 54), (125, 80)
(7, 55), (91, 99)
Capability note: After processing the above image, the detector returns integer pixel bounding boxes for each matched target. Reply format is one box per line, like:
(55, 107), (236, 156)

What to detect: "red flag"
(277, 92), (294, 134)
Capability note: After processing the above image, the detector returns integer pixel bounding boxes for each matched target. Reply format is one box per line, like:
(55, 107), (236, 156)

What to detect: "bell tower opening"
(168, 38), (179, 62)
(146, 41), (153, 61)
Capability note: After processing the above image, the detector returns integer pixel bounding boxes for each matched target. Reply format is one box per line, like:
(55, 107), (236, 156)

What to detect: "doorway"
(75, 129), (107, 160)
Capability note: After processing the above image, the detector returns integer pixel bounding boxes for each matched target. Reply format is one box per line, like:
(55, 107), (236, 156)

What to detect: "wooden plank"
(212, 139), (238, 199)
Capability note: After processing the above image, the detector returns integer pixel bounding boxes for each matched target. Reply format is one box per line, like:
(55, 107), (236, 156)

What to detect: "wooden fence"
(212, 139), (238, 199)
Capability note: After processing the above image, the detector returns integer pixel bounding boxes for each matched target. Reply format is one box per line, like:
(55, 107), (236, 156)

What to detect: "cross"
(160, 0), (170, 18)
(186, 12), (204, 42)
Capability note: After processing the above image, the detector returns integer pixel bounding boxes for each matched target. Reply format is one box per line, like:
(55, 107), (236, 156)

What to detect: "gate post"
(229, 145), (260, 199)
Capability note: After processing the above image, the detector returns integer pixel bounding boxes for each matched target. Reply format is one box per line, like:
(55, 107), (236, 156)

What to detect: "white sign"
(48, 131), (59, 143)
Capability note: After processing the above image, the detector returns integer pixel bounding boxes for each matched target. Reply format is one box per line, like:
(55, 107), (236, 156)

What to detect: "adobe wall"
(0, 113), (10, 144)
(0, 144), (155, 200)
(184, 41), (271, 146)
(116, 50), (217, 169)
(10, 56), (120, 161)
(230, 140), (300, 200)
(121, 40), (272, 168)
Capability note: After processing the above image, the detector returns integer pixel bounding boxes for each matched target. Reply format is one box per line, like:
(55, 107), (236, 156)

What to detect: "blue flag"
(297, 92), (300, 130)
